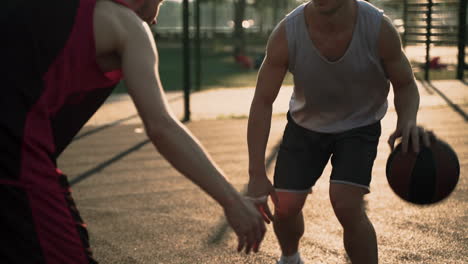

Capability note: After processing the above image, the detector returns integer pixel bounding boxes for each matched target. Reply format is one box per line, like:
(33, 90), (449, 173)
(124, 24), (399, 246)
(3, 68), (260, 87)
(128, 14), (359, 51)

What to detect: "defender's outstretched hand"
(224, 196), (266, 254)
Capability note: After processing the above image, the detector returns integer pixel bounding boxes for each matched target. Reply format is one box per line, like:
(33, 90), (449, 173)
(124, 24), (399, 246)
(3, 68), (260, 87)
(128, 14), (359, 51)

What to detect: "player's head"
(133, 0), (165, 25)
(311, 0), (349, 15)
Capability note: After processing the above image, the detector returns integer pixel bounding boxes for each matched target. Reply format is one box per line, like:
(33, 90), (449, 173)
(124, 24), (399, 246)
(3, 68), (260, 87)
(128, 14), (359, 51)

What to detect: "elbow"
(144, 114), (176, 143)
(393, 80), (419, 98)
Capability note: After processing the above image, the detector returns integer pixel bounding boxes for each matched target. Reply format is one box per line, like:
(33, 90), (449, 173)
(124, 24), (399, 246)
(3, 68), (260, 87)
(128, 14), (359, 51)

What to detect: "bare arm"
(115, 10), (237, 214)
(248, 21), (289, 178)
(379, 15), (430, 152)
(94, 4), (265, 253)
(246, 21), (289, 220)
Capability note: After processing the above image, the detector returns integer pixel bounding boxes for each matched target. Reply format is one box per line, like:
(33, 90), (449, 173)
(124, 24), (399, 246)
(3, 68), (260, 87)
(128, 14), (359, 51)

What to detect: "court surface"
(59, 80), (467, 264)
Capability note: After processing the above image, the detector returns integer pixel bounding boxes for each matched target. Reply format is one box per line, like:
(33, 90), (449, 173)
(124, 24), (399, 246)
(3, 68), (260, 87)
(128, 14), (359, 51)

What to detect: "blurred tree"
(211, 0), (218, 35)
(252, 0), (269, 35)
(233, 0), (247, 56)
(272, 0), (280, 25)
(251, 0), (292, 36)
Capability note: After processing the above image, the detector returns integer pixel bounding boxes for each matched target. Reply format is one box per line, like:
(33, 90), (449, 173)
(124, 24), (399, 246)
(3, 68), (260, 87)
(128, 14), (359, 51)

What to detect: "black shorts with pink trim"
(274, 113), (381, 193)
(0, 175), (98, 264)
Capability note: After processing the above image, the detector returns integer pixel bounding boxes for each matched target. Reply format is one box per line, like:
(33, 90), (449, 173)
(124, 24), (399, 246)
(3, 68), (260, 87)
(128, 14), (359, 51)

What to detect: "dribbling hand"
(388, 121), (432, 153)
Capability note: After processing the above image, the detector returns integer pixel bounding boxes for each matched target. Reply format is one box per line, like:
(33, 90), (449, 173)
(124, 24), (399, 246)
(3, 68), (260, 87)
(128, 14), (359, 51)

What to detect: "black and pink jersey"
(1, 0), (132, 263)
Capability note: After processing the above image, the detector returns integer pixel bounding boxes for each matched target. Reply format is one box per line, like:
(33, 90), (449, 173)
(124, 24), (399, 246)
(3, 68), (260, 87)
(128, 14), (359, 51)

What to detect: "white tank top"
(285, 0), (390, 133)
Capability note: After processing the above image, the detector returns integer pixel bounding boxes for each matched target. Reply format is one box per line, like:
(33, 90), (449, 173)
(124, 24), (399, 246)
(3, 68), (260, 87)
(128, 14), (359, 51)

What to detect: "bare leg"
(330, 183), (378, 264)
(273, 192), (308, 257)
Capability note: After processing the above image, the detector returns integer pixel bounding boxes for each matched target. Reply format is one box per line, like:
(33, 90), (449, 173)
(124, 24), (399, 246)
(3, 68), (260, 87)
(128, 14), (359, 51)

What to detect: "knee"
(274, 192), (307, 220)
(275, 203), (303, 220)
(330, 195), (366, 227)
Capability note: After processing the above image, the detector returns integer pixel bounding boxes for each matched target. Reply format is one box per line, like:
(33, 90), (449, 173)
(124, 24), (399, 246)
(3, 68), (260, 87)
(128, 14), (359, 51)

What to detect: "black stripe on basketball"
(386, 144), (418, 201)
(408, 146), (437, 205)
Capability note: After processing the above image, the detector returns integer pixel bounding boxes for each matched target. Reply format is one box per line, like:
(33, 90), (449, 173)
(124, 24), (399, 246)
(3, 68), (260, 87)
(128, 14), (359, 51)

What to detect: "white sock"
(280, 252), (300, 263)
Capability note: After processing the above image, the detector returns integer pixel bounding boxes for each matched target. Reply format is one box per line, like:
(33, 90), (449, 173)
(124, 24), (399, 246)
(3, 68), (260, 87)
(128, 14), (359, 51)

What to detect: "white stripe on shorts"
(275, 188), (312, 194)
(330, 180), (371, 192)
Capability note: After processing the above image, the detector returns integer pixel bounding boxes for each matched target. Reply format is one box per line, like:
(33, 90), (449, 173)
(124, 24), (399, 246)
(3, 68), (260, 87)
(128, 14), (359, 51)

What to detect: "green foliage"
(112, 39), (293, 94)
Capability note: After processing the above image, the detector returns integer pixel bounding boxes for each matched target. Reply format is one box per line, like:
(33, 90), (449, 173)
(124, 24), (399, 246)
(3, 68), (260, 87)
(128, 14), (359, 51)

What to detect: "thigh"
(274, 115), (331, 192)
(330, 122), (381, 192)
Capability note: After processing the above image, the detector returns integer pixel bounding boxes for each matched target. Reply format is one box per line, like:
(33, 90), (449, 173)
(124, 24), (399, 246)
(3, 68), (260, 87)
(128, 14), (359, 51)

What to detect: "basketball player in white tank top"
(246, 0), (431, 263)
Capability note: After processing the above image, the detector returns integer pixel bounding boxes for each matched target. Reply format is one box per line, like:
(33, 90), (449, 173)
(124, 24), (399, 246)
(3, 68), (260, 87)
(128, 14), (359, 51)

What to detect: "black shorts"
(0, 176), (98, 264)
(274, 114), (381, 193)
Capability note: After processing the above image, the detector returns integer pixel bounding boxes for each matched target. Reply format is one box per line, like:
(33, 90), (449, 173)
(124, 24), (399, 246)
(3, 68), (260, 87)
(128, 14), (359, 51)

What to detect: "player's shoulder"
(285, 3), (307, 20)
(94, 1), (152, 52)
(378, 15), (402, 59)
(379, 14), (400, 43)
(94, 0), (146, 36)
(268, 19), (287, 49)
(380, 14), (395, 31)
(357, 0), (384, 14)
(264, 20), (288, 66)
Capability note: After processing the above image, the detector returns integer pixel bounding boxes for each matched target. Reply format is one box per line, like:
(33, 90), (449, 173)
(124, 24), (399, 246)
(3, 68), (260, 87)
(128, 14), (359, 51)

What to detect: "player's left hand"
(246, 176), (279, 224)
(388, 121), (432, 153)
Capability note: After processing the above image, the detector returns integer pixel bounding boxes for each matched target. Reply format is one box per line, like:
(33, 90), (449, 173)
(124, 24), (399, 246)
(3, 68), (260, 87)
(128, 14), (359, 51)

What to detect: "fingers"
(237, 234), (245, 253)
(427, 130), (436, 142)
(270, 188), (280, 208)
(231, 198), (267, 254)
(388, 130), (399, 151)
(389, 122), (437, 156)
(258, 206), (271, 224)
(409, 126), (435, 153)
(237, 216), (266, 254)
(262, 204), (274, 223)
(255, 201), (273, 224)
(245, 194), (275, 224)
(422, 128), (432, 147)
(244, 229), (255, 254)
(411, 125), (420, 153)
(401, 125), (411, 153)
(251, 217), (265, 254)
(261, 186), (279, 224)
(256, 216), (266, 253)
(245, 196), (270, 223)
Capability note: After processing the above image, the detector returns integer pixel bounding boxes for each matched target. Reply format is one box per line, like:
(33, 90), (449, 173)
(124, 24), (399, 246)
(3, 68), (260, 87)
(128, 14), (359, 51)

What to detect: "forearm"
(393, 81), (420, 124)
(148, 117), (241, 208)
(247, 100), (273, 179)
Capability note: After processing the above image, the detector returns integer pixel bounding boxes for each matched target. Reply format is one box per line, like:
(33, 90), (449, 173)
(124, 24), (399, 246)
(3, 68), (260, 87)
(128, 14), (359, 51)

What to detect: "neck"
(307, 0), (356, 32)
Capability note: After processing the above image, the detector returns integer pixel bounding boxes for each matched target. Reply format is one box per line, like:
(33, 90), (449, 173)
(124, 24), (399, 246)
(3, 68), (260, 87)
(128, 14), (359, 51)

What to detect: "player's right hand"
(246, 175), (279, 224)
(223, 195), (266, 254)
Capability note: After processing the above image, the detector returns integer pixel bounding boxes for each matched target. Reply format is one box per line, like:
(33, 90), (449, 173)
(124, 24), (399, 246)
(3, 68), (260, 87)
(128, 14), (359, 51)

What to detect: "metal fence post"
(425, 0), (433, 81)
(402, 0), (408, 48)
(183, 0), (191, 122)
(457, 0), (467, 80)
(195, 0), (202, 91)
